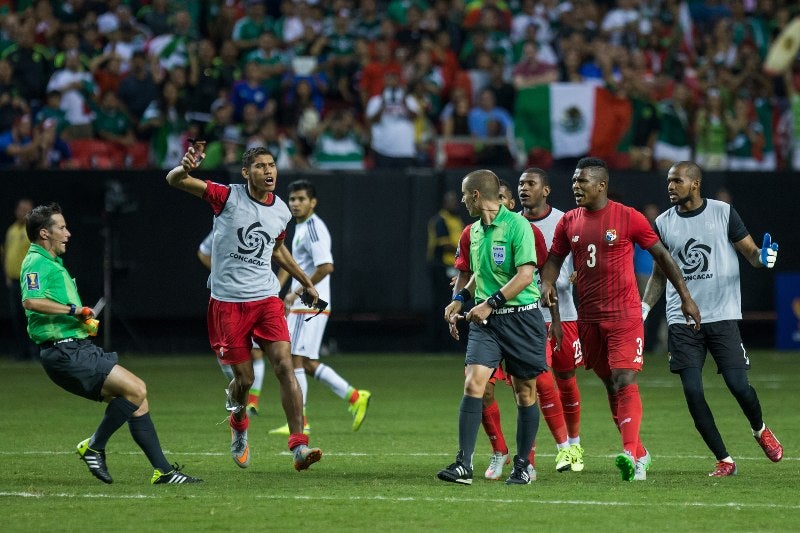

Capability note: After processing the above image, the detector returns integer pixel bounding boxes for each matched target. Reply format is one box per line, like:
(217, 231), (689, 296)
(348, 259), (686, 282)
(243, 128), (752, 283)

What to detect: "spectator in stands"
(46, 49), (96, 140)
(512, 40), (559, 91)
(139, 79), (188, 169)
(355, 0), (385, 42)
(34, 90), (68, 136)
(246, 117), (307, 170)
(232, 0), (275, 54)
(783, 69), (800, 172)
(281, 78), (324, 157)
(621, 73), (659, 172)
(93, 91), (136, 149)
(468, 88), (513, 139)
(312, 109), (367, 171)
(654, 81), (693, 171)
(231, 60), (275, 123)
(727, 90), (766, 171)
(117, 50), (161, 137)
(243, 32), (289, 97)
(0, 113), (38, 169)
(694, 88), (730, 171)
(359, 38), (402, 109)
(33, 117), (71, 169)
(203, 98), (236, 144)
(366, 70), (420, 168)
(137, 0), (173, 37)
(440, 86), (472, 138)
(0, 58), (30, 133)
(90, 51), (125, 96)
(1, 17), (52, 108)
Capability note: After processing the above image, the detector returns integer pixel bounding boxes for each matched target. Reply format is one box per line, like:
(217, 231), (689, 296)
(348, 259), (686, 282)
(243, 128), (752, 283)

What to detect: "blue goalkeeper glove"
(759, 233), (778, 269)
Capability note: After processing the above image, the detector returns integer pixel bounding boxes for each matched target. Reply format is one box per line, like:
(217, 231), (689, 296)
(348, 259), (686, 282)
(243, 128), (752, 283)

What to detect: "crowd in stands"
(0, 0), (799, 172)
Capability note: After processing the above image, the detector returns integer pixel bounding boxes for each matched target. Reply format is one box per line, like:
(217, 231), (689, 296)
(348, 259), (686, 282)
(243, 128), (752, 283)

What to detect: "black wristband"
(68, 303), (77, 316)
(486, 290), (507, 309)
(453, 288), (471, 303)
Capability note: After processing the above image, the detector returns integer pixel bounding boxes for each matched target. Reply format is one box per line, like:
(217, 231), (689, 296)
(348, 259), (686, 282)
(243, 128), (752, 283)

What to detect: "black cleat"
(505, 455), (533, 485)
(76, 438), (113, 484)
(437, 450), (473, 485)
(151, 464), (203, 484)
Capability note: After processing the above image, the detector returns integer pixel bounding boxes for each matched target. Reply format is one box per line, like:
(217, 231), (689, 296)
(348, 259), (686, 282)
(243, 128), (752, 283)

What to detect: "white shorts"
(288, 312), (329, 359)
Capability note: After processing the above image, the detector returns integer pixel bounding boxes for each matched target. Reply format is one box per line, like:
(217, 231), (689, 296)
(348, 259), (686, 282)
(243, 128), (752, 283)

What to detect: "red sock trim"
(288, 433), (309, 450)
(348, 389), (359, 404)
(230, 414), (249, 432)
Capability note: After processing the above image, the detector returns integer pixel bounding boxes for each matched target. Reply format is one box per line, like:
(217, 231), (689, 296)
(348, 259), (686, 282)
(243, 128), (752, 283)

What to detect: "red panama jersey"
(550, 200), (658, 321)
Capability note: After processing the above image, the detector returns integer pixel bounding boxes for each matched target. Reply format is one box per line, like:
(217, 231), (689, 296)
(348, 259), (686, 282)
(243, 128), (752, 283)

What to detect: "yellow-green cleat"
(555, 447), (572, 472)
(77, 437), (112, 484)
(569, 443), (585, 472)
(348, 390), (371, 431)
(151, 464), (203, 484)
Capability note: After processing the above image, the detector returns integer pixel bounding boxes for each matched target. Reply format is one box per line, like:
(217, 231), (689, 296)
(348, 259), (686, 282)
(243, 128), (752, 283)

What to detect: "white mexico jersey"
(529, 206), (578, 322)
(655, 198), (744, 325)
(209, 184), (291, 302)
(289, 213), (333, 309)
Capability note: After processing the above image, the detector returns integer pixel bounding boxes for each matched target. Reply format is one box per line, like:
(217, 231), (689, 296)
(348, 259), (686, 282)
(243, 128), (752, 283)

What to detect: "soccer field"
(2, 351), (798, 532)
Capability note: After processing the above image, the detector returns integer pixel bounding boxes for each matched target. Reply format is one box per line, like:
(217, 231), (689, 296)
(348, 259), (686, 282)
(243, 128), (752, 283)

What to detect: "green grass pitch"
(2, 351), (798, 532)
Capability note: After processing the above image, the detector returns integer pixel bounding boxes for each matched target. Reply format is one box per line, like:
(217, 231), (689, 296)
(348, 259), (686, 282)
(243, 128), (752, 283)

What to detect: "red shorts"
(578, 318), (644, 376)
(546, 321), (583, 373)
(207, 297), (289, 365)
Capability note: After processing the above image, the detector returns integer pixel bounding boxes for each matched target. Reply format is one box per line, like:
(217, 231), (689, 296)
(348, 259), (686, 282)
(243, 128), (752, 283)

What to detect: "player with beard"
(642, 161), (783, 477)
(539, 157), (701, 481)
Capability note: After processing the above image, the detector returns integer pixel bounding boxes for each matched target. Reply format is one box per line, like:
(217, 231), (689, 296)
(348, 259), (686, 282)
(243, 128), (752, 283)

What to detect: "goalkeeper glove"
(759, 233), (778, 269)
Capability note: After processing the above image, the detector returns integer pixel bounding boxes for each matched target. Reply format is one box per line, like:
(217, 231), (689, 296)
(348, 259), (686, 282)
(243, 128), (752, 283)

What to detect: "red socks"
(536, 371), (567, 444)
(481, 400), (508, 454)
(555, 375), (581, 439)
(288, 433), (309, 451)
(615, 384), (643, 458)
(230, 413), (249, 433)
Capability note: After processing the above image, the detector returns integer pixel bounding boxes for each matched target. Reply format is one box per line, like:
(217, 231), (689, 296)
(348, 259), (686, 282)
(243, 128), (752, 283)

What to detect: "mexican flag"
(514, 83), (631, 160)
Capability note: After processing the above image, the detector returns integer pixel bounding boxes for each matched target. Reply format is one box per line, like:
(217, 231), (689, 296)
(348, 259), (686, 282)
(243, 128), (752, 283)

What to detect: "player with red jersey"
(540, 157), (701, 481)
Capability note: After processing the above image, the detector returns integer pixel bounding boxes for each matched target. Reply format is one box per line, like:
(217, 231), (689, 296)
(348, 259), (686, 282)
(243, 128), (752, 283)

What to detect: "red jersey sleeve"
(453, 224), (472, 272)
(549, 215), (571, 258)
(531, 223), (548, 267)
(202, 181), (231, 216)
(630, 209), (659, 250)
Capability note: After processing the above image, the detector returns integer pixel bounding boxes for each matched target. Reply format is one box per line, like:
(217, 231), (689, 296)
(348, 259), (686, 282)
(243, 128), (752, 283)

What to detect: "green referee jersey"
(470, 205), (539, 306)
(20, 243), (88, 344)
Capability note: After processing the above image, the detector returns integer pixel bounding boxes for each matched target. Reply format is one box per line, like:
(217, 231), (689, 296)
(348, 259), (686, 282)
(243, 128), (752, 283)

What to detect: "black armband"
(486, 290), (507, 309)
(452, 288), (471, 303)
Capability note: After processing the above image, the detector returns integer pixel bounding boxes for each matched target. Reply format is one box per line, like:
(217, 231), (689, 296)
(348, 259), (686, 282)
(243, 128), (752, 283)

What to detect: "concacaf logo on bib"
(492, 245), (506, 265)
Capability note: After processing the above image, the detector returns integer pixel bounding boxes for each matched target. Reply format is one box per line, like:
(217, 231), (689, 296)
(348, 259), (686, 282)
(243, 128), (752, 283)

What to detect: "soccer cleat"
(77, 438), (113, 484)
(526, 463), (537, 481)
(348, 390), (372, 431)
(484, 451), (510, 480)
(505, 455), (533, 485)
(634, 448), (651, 481)
(230, 428), (250, 468)
(151, 464), (203, 484)
(293, 445), (323, 471)
(246, 403), (258, 417)
(709, 460), (737, 477)
(569, 443), (585, 472)
(615, 451), (636, 482)
(437, 451), (473, 485)
(555, 447), (572, 472)
(225, 388), (243, 415)
(755, 426), (783, 462)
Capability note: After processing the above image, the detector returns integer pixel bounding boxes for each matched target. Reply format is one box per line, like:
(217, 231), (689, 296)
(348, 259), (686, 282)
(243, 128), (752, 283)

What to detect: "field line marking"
(2, 491), (800, 510)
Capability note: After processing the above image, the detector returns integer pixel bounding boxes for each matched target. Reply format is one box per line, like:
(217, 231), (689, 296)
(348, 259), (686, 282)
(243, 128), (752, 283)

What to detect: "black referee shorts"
(465, 307), (548, 380)
(39, 339), (118, 401)
(667, 320), (749, 374)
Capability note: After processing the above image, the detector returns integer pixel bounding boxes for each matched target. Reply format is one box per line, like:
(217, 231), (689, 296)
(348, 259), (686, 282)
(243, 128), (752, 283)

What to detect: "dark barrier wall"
(2, 165), (797, 350)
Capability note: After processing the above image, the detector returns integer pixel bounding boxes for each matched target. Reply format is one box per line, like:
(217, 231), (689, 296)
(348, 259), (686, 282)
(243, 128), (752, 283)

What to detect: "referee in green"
(438, 170), (547, 485)
(20, 202), (200, 485)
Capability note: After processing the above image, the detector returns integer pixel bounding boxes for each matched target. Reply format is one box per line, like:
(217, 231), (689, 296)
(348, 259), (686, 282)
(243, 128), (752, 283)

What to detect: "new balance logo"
(619, 417), (632, 427)
(572, 235), (579, 242)
(633, 356), (643, 364)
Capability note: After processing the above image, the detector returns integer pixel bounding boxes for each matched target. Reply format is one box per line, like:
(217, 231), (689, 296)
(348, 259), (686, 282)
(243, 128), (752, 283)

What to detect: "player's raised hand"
(760, 233), (779, 268)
